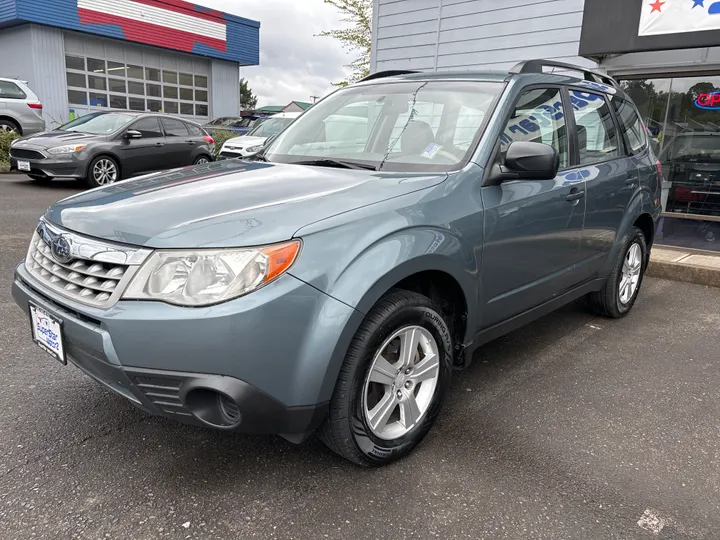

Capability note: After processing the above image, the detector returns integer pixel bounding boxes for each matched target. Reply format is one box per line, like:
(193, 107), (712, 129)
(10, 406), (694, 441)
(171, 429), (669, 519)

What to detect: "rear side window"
(569, 90), (619, 165)
(0, 80), (27, 99)
(131, 117), (163, 138)
(186, 123), (203, 136)
(612, 98), (648, 155)
(162, 118), (189, 137)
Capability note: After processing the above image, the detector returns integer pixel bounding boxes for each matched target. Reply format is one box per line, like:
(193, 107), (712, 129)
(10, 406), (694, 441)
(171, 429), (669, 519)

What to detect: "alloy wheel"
(195, 157), (209, 164)
(93, 159), (118, 185)
(0, 124), (17, 134)
(362, 325), (440, 440)
(619, 242), (642, 305)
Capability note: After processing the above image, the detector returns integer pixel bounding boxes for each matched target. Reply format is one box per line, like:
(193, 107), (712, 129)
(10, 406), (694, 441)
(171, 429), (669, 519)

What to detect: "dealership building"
(371, 0), (720, 251)
(0, 0), (259, 126)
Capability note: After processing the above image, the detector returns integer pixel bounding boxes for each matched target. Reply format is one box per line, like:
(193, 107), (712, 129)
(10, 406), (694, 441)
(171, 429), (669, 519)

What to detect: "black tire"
(0, 119), (20, 134)
(318, 289), (453, 467)
(193, 155), (211, 165)
(28, 174), (52, 183)
(587, 226), (648, 318)
(85, 155), (121, 189)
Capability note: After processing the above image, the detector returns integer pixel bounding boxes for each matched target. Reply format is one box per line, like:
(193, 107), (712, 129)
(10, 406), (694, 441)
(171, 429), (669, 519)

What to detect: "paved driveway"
(1, 174), (719, 539)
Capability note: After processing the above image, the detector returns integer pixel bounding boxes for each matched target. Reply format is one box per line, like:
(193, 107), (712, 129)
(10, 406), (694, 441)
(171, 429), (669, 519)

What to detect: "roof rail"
(509, 59), (620, 89)
(359, 70), (420, 82)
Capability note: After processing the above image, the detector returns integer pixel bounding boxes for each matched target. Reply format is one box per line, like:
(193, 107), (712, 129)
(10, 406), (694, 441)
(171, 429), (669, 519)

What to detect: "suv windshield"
(248, 117), (296, 137)
(264, 80), (502, 172)
(59, 113), (135, 134)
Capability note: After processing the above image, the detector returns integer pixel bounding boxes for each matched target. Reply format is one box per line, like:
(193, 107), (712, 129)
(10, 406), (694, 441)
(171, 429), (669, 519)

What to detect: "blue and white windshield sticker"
(422, 143), (442, 158)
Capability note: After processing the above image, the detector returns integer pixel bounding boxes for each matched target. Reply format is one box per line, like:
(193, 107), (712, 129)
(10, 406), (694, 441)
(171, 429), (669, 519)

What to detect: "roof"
(290, 101), (313, 110)
(355, 69), (625, 98)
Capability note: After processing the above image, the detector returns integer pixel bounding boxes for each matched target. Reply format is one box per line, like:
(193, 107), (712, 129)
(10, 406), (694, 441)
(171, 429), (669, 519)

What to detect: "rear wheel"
(0, 119), (20, 134)
(86, 156), (120, 188)
(318, 290), (453, 467)
(587, 226), (647, 318)
(193, 155), (211, 165)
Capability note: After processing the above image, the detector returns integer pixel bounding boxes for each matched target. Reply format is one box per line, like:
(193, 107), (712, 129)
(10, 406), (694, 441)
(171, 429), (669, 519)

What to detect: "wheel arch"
(87, 152), (122, 180)
(604, 190), (658, 275)
(0, 115), (21, 134)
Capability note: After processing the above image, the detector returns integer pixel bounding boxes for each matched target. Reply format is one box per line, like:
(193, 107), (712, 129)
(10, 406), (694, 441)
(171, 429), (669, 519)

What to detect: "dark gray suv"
(12, 60), (661, 466)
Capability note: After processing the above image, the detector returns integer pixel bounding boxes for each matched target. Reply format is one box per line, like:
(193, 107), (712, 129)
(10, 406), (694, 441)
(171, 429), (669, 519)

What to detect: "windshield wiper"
(291, 158), (377, 171)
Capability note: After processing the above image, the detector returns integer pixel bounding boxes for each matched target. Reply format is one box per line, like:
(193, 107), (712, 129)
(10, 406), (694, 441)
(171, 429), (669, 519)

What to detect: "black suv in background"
(9, 111), (214, 188)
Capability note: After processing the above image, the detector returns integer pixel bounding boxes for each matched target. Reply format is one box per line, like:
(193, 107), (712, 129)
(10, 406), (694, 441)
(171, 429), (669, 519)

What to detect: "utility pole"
(310, 95), (319, 103)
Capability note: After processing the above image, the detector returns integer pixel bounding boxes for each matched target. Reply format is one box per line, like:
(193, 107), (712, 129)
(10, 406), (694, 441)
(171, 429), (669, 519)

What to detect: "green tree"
(319, 0), (372, 86)
(240, 78), (258, 110)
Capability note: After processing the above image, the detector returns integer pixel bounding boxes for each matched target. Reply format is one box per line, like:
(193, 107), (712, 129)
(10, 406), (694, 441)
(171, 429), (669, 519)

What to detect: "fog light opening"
(185, 388), (242, 429)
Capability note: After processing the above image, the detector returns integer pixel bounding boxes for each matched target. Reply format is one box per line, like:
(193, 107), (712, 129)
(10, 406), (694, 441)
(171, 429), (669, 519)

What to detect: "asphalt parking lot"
(1, 173), (720, 539)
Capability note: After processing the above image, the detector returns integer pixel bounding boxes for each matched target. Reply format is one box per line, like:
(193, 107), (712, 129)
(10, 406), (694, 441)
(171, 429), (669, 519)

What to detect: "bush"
(0, 130), (19, 166)
(210, 130), (237, 157)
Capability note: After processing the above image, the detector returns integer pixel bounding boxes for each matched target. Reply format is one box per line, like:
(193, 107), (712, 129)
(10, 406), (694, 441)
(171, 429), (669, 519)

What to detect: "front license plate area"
(18, 160), (31, 171)
(29, 303), (66, 364)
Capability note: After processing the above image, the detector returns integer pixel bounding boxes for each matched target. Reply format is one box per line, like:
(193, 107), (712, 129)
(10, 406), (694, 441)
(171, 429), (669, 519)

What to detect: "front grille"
(11, 148), (45, 160)
(220, 151), (241, 158)
(132, 375), (193, 417)
(26, 232), (130, 307)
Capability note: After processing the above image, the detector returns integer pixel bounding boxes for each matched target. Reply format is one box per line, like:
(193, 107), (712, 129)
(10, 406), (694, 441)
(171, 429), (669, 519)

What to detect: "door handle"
(566, 188), (585, 202)
(185, 140), (196, 145)
(155, 142), (165, 147)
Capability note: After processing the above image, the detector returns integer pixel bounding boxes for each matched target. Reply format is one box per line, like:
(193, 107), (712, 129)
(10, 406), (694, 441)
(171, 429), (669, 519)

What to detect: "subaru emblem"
(50, 235), (72, 264)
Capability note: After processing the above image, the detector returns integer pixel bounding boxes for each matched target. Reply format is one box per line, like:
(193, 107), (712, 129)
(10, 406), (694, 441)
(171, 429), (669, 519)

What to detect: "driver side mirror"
(486, 141), (559, 184)
(125, 130), (142, 139)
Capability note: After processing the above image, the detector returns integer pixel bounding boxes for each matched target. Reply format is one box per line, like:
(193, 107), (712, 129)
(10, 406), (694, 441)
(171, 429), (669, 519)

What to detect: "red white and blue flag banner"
(77, 0), (227, 53)
(639, 0), (720, 36)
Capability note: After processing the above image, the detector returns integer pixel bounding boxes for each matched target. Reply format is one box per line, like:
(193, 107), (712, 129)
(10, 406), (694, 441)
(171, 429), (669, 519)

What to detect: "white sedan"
(219, 112), (302, 159)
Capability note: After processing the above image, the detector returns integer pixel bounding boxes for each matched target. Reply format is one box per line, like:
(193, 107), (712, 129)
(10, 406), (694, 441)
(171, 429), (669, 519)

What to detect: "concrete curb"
(648, 247), (720, 288)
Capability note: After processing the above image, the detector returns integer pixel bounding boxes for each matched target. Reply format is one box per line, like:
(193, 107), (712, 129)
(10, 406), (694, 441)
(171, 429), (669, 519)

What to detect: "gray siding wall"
(372, 0), (595, 73)
(0, 24), (65, 128)
(30, 25), (67, 128)
(210, 59), (240, 119)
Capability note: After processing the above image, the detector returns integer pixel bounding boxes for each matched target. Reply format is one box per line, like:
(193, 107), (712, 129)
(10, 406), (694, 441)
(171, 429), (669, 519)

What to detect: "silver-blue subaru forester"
(12, 60), (661, 466)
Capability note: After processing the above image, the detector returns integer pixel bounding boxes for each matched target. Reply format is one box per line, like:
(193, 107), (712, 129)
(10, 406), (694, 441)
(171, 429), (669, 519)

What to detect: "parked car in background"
(219, 112), (301, 159)
(0, 77), (45, 135)
(203, 115), (265, 136)
(11, 60), (661, 466)
(9, 111), (214, 188)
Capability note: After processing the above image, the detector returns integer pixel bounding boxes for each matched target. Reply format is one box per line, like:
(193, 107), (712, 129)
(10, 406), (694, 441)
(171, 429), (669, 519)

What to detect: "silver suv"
(0, 77), (45, 135)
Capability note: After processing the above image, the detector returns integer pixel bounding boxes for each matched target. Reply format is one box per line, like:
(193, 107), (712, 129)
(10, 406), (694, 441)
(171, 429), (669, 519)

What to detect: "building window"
(87, 58), (105, 73)
(63, 53), (210, 119)
(68, 89), (87, 105)
(65, 55), (84, 71)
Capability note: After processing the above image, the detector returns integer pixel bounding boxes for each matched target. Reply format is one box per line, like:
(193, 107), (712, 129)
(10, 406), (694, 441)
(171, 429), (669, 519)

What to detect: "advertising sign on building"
(639, 0), (720, 37)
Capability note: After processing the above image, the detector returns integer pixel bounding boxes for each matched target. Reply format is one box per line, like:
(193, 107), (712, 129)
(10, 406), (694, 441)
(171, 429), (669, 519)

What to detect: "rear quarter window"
(612, 97), (648, 154)
(0, 80), (27, 99)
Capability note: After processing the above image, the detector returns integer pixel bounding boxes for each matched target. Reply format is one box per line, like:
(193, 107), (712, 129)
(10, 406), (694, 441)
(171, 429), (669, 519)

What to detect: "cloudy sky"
(193, 0), (353, 107)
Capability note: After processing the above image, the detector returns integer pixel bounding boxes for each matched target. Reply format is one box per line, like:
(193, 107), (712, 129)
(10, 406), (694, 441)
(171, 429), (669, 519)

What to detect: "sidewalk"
(648, 245), (720, 288)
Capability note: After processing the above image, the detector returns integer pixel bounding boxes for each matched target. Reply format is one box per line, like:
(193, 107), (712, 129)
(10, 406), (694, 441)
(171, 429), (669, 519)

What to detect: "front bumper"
(9, 152), (86, 179)
(12, 263), (358, 439)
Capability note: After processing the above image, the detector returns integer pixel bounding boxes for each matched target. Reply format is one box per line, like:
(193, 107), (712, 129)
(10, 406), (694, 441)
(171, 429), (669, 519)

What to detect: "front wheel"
(86, 156), (120, 188)
(587, 226), (648, 318)
(318, 290), (453, 467)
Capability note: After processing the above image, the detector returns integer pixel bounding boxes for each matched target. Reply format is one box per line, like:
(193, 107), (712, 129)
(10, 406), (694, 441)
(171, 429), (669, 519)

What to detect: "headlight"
(246, 145), (264, 153)
(123, 241), (301, 306)
(47, 144), (87, 155)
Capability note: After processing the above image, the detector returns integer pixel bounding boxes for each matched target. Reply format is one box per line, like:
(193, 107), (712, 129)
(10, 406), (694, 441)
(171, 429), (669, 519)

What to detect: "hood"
(14, 131), (106, 150)
(45, 160), (447, 248)
(224, 135), (266, 147)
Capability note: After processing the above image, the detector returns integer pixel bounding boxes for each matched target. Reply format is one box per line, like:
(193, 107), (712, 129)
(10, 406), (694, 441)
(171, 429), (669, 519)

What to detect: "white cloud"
(191, 0), (353, 107)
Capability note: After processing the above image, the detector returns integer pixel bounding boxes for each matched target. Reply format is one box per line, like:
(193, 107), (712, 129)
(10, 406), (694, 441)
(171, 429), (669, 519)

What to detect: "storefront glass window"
(620, 76), (720, 250)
